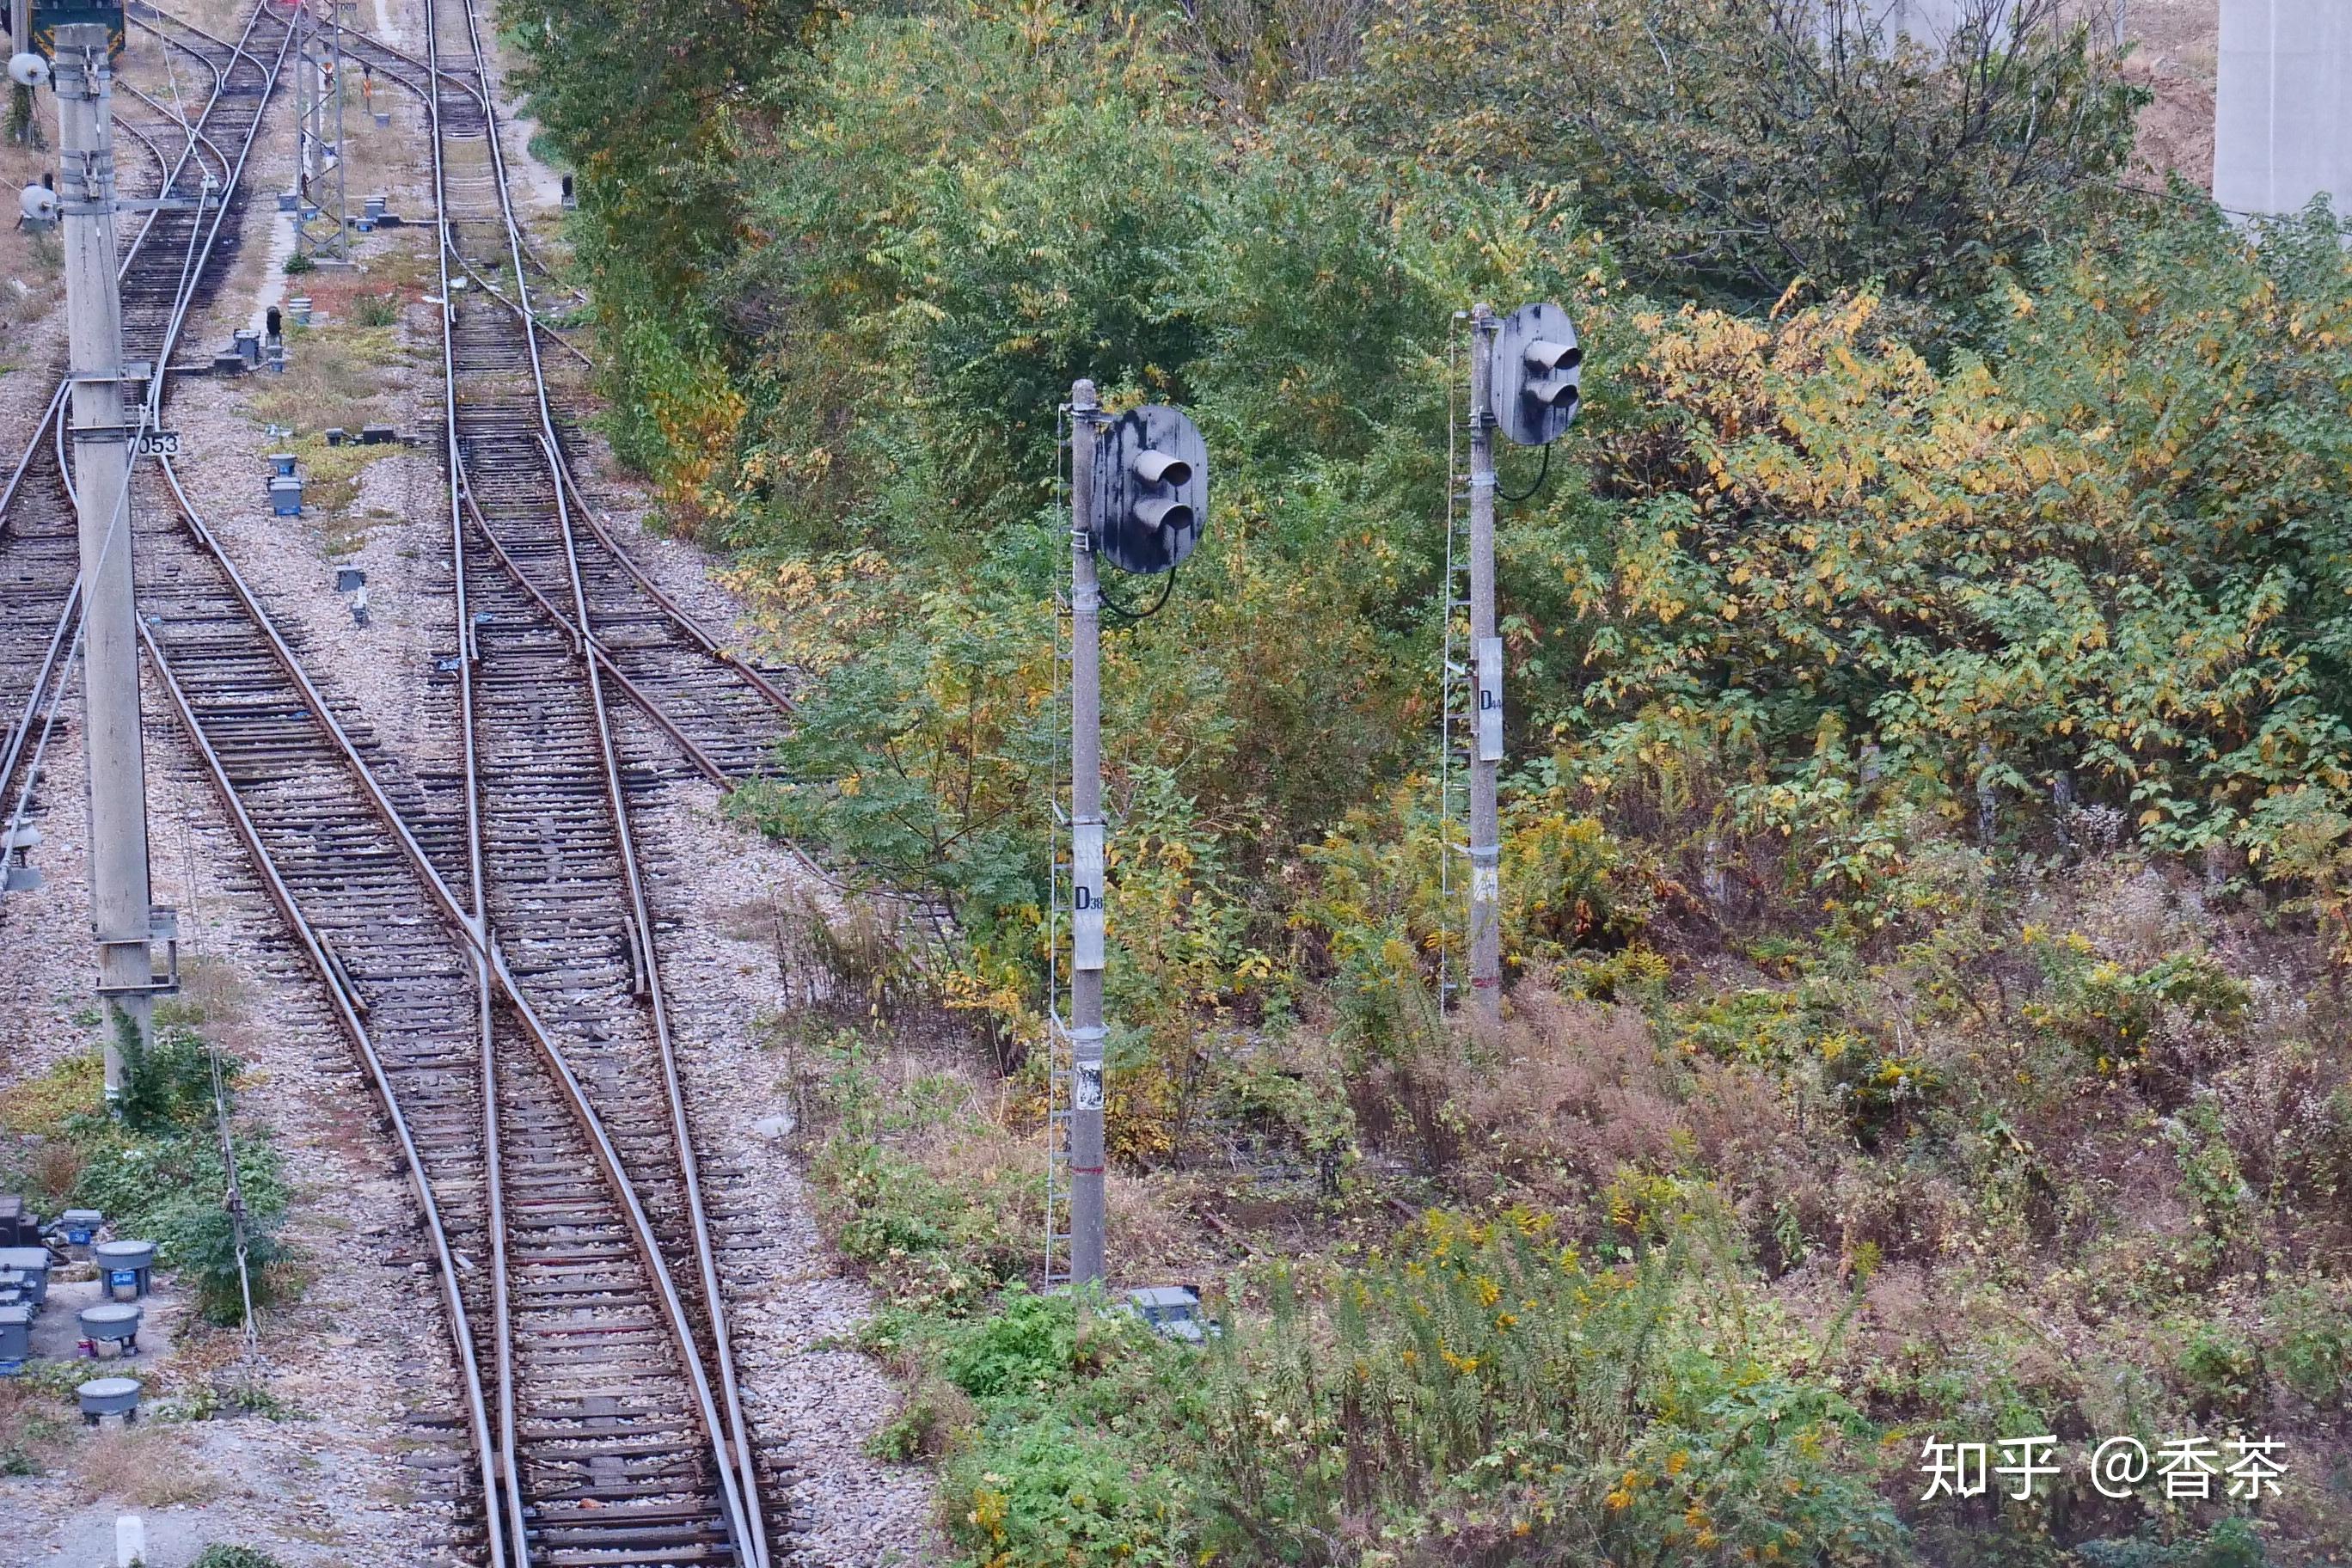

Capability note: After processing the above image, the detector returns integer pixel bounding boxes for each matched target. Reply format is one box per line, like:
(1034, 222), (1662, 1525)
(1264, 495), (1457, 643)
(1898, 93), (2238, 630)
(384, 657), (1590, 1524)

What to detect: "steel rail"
(9, 23), (490, 1567)
(458, 487), (733, 789)
(0, 581), (82, 857)
(106, 11), (757, 1565)
(338, 8), (910, 928)
(113, 74), (232, 389)
(5, 14), (511, 1559)
(157, 470), (758, 1568)
(415, 8), (525, 1558)
(331, 24), (798, 722)
(138, 618), (511, 1568)
(1, 617), (78, 894)
(1, 19), (230, 535)
(423, 0), (764, 1553)
(434, 0), (771, 1550)
(127, 15), (281, 422)
(1, 0), (285, 896)
(0, 55), (203, 880)
(101, 87), (189, 269)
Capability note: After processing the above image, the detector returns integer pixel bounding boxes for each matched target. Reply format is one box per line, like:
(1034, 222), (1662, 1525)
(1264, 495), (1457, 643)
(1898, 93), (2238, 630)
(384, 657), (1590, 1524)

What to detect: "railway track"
(46, 1), (805, 1562)
(413, 0), (777, 1553)
(0, 1), (813, 1559)
(0, 2), (292, 898)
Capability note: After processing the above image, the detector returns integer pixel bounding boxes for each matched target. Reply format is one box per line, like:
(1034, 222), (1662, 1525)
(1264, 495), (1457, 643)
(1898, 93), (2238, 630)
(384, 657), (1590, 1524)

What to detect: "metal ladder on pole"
(1436, 315), (1473, 1009)
(1042, 1009), (1074, 1287)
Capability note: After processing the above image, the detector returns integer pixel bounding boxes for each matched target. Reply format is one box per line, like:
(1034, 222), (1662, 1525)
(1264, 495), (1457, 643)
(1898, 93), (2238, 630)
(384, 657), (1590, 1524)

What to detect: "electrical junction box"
(1126, 1285), (1217, 1344)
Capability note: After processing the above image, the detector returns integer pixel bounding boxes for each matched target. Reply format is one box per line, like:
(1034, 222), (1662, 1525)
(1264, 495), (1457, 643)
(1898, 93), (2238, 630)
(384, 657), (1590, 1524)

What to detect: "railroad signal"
(1057, 386), (1213, 1292)
(1491, 301), (1581, 448)
(1455, 301), (1580, 1025)
(1090, 404), (1208, 576)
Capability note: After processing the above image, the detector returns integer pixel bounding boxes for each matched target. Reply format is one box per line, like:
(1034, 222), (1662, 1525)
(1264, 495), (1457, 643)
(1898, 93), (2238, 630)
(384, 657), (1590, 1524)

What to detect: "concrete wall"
(1863, 0), (1980, 40)
(2214, 0), (2352, 217)
(1837, 1), (2122, 52)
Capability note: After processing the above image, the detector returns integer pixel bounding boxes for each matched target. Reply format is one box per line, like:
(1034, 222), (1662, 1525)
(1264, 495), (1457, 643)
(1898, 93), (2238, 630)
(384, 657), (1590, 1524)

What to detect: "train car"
(29, 1), (126, 59)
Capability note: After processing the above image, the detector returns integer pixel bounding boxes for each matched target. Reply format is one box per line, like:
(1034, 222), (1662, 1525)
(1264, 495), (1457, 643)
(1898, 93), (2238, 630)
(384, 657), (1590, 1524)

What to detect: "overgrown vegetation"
(0, 1023), (289, 1326)
(514, 0), (2352, 1559)
(192, 1546), (288, 1568)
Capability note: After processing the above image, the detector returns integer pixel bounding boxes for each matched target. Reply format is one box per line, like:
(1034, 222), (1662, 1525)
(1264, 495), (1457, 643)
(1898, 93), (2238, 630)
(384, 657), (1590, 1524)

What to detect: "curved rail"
(8, 12), (795, 1563)
(331, 24), (798, 723)
(1, 1), (288, 896)
(93, 9), (519, 1565)
(420, 0), (766, 1554)
(429, 0), (771, 1552)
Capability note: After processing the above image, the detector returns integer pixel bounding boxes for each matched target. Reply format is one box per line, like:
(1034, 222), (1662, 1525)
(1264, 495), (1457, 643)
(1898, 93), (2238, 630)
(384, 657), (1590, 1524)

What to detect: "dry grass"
(1106, 1171), (1223, 1281)
(77, 1427), (222, 1508)
(163, 952), (261, 1027)
(0, 1050), (103, 1137)
(247, 323), (404, 438)
(0, 135), (64, 337)
(0, 1365), (81, 1472)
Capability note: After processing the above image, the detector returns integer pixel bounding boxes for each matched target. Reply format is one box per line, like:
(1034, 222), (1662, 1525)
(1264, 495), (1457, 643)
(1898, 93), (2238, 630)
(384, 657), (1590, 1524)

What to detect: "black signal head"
(1491, 302), (1582, 447)
(1093, 404), (1208, 575)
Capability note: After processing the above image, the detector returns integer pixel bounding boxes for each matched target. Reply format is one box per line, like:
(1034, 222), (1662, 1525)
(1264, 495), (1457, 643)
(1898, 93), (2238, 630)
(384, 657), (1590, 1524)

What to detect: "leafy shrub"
(2024, 937), (2251, 1068)
(813, 1136), (1028, 1316)
(2173, 1319), (2263, 1422)
(1197, 1212), (1902, 1563)
(2077, 1518), (2268, 1568)
(2269, 1286), (2351, 1410)
(73, 1130), (290, 1326)
(946, 1412), (1191, 1568)
(20, 1028), (297, 1327)
(116, 1018), (230, 1133)
(352, 290), (401, 328)
(1325, 0), (2142, 313)
(193, 1547), (287, 1568)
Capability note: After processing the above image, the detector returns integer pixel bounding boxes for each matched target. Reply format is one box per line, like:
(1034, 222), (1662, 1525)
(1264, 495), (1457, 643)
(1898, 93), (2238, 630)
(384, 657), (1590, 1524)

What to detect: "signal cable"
(1100, 556), (1179, 624)
(1498, 443), (1551, 504)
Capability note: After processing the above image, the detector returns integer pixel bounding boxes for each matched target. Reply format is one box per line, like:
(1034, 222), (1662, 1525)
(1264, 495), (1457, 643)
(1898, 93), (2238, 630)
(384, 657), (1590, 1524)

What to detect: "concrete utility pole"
(1467, 305), (1503, 1020)
(54, 21), (156, 1097)
(1068, 378), (1108, 1288)
(2215, 0), (2351, 219)
(7, 0), (30, 148)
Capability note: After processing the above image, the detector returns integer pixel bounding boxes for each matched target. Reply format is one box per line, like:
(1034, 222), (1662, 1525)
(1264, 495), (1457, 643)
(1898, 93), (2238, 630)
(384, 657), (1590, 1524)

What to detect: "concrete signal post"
(1063, 379), (1210, 1288)
(1465, 307), (1501, 1018)
(1463, 302), (1581, 1022)
(1068, 381), (1109, 1288)
(53, 21), (156, 1096)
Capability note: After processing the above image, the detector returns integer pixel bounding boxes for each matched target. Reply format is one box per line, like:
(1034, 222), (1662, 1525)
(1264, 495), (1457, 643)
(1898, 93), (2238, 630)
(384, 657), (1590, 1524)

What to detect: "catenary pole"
(1467, 304), (1502, 1020)
(55, 21), (155, 1095)
(1069, 378), (1108, 1287)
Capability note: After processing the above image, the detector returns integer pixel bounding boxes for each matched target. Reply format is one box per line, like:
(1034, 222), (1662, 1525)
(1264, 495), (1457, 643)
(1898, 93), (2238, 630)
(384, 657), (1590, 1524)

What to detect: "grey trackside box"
(0, 1246), (50, 1304)
(79, 1375), (142, 1423)
(94, 1239), (156, 1300)
(79, 1301), (142, 1352)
